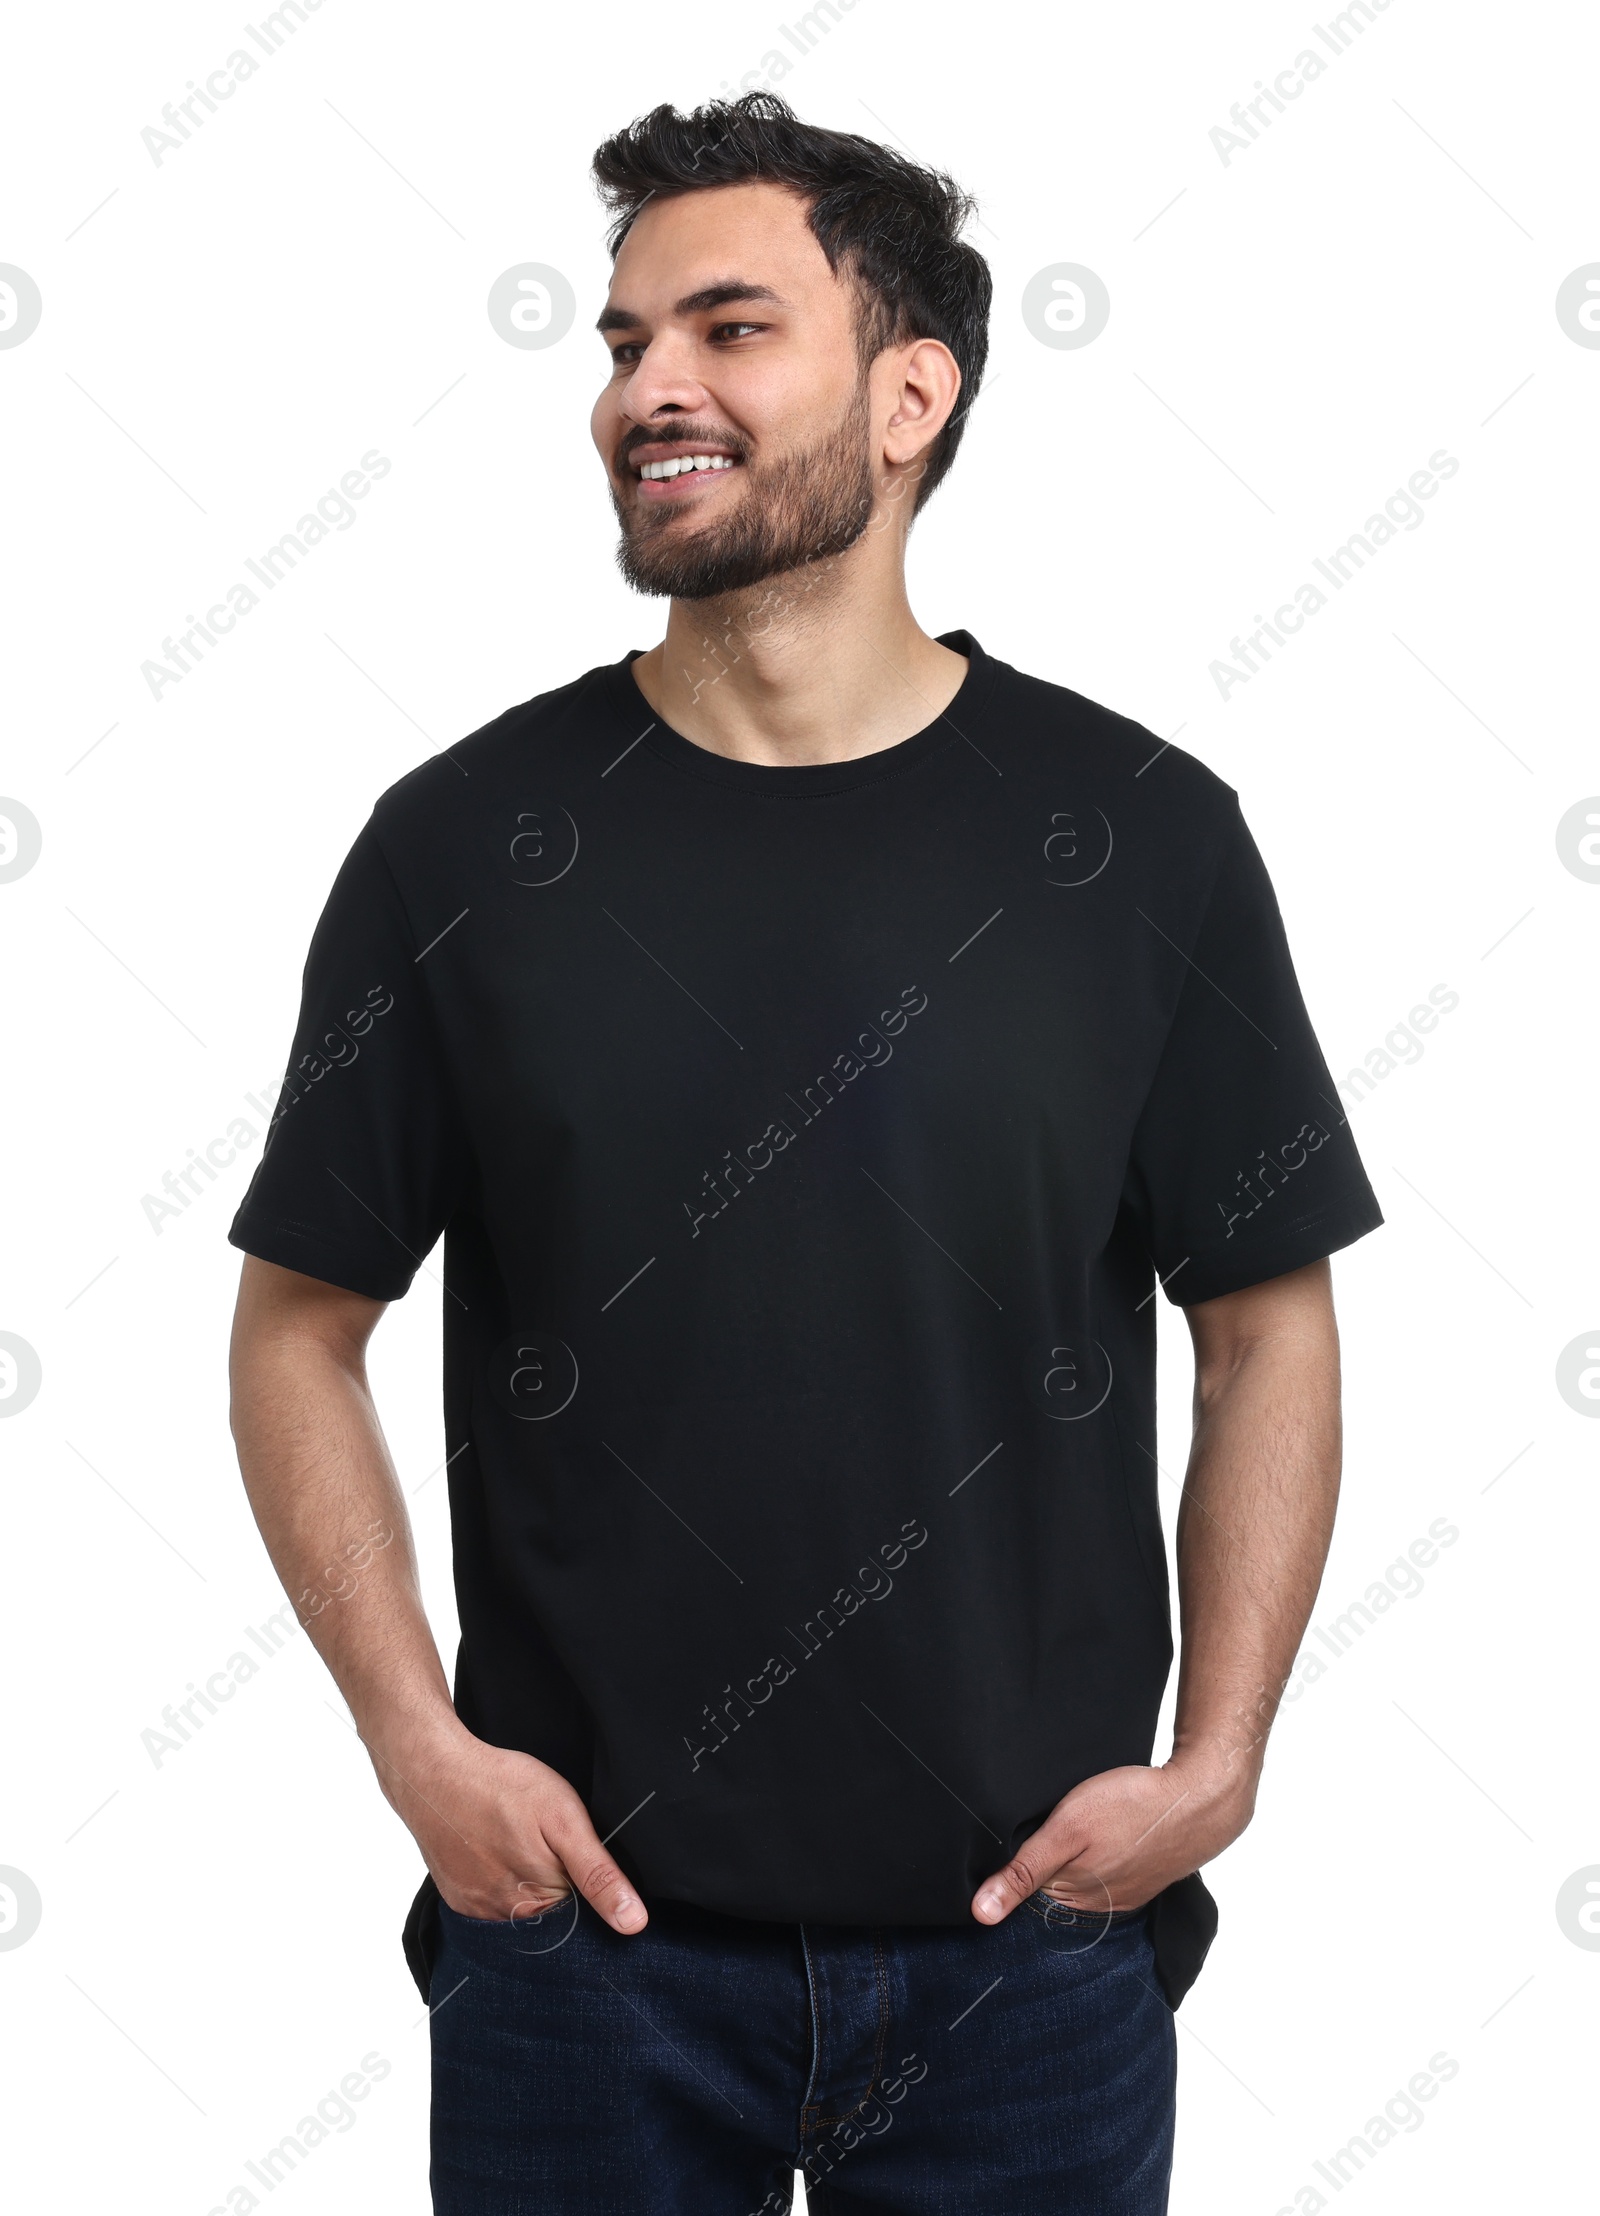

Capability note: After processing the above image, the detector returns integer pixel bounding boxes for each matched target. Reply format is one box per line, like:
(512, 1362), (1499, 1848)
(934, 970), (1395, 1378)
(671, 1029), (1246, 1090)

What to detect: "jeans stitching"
(440, 1895), (573, 1930)
(809, 1930), (892, 2131)
(797, 1923), (825, 2137)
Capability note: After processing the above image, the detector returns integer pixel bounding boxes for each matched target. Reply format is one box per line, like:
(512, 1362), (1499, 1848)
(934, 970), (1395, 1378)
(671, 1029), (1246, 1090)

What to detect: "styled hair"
(591, 93), (991, 514)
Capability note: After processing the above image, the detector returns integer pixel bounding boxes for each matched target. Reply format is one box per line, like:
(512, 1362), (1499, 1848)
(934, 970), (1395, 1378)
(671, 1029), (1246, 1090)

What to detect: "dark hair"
(591, 93), (991, 515)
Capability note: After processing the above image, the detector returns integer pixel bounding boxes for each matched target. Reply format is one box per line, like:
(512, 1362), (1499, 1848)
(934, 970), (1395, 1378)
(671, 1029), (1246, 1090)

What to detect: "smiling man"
(227, 94), (1382, 2215)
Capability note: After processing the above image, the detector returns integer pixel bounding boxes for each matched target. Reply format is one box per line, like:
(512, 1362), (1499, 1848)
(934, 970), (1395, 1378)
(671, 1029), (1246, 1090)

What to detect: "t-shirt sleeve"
(1121, 793), (1383, 1306)
(228, 818), (468, 1301)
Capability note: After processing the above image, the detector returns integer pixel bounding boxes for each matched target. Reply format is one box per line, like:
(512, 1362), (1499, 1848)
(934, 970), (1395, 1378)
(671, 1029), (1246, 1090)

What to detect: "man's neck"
(627, 565), (969, 768)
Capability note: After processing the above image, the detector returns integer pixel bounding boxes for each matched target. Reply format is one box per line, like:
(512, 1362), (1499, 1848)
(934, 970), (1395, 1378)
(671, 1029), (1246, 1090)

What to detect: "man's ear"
(879, 337), (962, 475)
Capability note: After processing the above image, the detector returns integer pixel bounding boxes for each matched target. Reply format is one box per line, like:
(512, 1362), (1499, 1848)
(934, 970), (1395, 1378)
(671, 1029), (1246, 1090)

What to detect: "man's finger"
(546, 1813), (648, 1933)
(971, 1843), (1055, 1924)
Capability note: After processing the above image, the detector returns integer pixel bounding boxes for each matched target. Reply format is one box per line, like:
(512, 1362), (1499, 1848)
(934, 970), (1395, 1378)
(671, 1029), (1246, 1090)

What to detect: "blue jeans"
(424, 1889), (1177, 2213)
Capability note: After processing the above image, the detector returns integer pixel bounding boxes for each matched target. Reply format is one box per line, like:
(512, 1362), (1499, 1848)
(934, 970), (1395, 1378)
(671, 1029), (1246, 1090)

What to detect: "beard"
(610, 378), (877, 602)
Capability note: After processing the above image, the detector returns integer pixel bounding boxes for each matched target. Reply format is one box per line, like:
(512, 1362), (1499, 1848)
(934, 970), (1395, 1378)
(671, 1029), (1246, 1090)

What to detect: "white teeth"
(638, 454), (735, 479)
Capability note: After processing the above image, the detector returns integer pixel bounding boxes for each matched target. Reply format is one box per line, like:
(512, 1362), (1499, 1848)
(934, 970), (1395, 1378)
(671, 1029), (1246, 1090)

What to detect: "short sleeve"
(228, 819), (467, 1300)
(1122, 795), (1383, 1306)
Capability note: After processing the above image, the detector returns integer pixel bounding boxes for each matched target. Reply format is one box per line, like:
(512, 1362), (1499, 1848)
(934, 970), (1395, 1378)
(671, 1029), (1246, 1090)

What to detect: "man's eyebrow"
(595, 281), (793, 336)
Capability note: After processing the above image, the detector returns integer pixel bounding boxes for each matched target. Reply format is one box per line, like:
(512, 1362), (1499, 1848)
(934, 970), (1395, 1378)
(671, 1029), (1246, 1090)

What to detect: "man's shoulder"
(986, 648), (1236, 819)
(367, 658), (622, 833)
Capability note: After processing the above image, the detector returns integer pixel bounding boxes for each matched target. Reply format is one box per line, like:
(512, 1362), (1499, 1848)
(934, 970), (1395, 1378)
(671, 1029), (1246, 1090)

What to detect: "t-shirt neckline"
(600, 628), (995, 796)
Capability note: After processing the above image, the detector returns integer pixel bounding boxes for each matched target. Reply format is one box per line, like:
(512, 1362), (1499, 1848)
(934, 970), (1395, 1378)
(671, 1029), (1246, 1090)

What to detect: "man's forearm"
(228, 1291), (461, 1771)
(1171, 1265), (1343, 1799)
(228, 1258), (648, 1930)
(972, 1260), (1346, 1922)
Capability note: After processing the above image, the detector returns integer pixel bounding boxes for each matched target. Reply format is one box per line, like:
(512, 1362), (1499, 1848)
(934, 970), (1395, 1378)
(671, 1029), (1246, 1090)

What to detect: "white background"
(2, 0), (1595, 2209)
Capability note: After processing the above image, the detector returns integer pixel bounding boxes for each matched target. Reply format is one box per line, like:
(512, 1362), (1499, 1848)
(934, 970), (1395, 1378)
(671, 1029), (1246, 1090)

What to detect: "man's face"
(591, 182), (880, 600)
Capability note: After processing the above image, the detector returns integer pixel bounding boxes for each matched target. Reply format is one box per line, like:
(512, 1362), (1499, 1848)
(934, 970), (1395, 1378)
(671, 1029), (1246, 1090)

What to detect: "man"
(228, 93), (1382, 2214)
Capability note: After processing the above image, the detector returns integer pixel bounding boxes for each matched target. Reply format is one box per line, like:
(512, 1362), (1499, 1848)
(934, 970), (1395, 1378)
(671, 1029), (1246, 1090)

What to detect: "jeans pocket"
(438, 1892), (584, 1960)
(440, 1892), (576, 1929)
(1026, 1889), (1149, 1929)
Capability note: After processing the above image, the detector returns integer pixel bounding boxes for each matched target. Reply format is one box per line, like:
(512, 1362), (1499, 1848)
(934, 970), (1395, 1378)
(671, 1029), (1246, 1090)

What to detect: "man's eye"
(711, 322), (763, 342)
(611, 343), (645, 366)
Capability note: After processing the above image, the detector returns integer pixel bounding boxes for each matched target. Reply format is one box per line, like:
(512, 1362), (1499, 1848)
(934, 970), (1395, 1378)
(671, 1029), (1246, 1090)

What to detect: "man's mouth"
(636, 453), (738, 481)
(623, 444), (745, 502)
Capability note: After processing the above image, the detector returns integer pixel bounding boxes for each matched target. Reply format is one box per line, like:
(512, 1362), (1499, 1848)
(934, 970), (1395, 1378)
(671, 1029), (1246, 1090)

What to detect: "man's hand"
(373, 1717), (648, 1933)
(971, 1756), (1254, 1924)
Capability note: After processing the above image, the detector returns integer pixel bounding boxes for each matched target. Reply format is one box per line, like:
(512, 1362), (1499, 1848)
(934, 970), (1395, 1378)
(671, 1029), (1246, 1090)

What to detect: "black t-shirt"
(229, 630), (1381, 1931)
